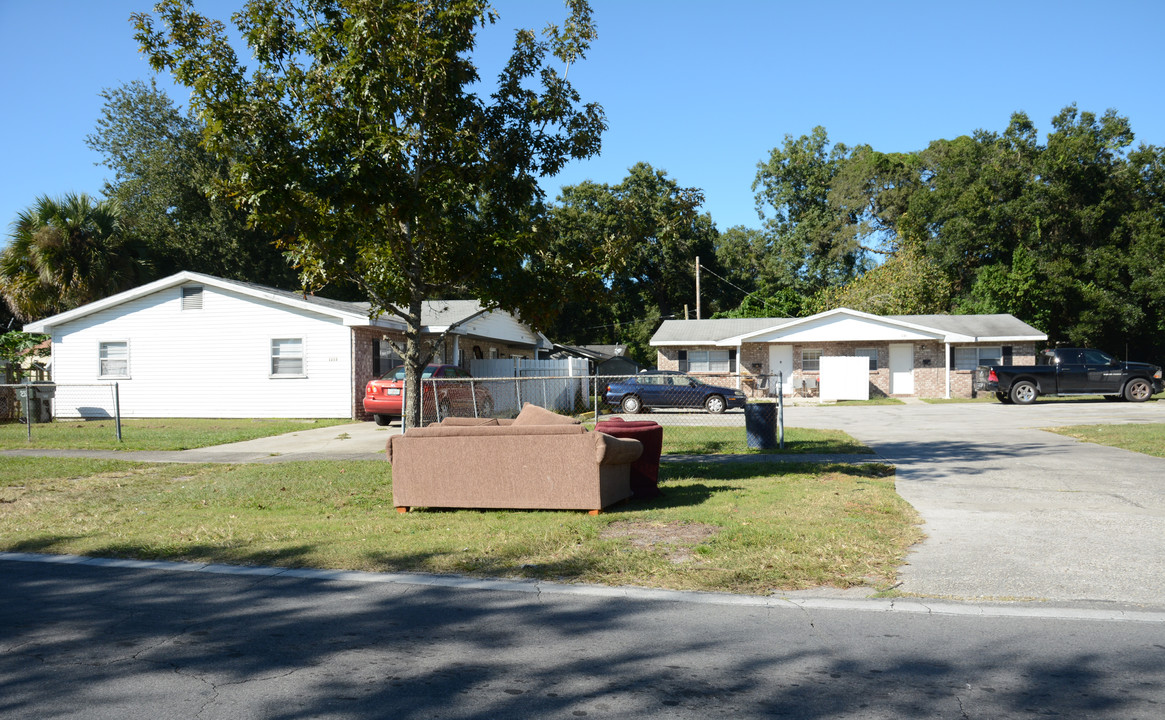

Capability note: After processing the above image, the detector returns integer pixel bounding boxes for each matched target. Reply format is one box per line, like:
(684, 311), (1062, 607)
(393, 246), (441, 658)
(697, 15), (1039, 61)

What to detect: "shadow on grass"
(6, 537), (325, 570)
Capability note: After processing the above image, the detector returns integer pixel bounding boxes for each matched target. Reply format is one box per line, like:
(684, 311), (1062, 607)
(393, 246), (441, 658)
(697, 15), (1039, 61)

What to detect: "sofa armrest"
(594, 432), (643, 465)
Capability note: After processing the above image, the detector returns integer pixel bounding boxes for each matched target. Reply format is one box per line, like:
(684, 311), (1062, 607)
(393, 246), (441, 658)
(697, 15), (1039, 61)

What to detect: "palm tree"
(0, 193), (148, 321)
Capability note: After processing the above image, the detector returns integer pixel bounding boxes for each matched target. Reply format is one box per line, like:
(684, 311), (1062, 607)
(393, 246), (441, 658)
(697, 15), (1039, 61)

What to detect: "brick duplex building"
(650, 308), (1047, 400)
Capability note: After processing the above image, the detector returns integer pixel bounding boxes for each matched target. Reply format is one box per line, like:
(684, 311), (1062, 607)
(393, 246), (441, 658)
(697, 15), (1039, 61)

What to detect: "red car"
(363, 364), (493, 426)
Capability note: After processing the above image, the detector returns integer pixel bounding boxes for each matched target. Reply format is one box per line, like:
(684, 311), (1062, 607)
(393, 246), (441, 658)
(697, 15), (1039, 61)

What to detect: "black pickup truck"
(974, 348), (1164, 405)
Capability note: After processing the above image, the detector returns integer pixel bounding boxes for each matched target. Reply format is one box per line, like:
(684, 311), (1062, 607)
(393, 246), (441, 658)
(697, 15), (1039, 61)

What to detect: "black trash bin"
(744, 401), (778, 450)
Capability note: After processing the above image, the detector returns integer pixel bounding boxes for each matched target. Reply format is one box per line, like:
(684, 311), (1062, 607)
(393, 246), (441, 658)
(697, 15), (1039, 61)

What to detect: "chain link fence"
(0, 383), (123, 441)
(412, 373), (795, 452)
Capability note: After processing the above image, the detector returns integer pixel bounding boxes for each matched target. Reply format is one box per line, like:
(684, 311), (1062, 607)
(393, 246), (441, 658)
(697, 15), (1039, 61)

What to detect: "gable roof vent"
(181, 286), (204, 310)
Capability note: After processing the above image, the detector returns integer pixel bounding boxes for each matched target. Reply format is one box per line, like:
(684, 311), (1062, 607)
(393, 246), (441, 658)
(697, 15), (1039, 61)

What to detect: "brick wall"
(655, 340), (1038, 399)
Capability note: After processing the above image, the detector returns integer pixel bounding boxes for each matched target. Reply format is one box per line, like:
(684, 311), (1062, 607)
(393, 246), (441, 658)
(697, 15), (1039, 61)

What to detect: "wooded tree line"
(725, 109), (1165, 362)
(3, 1), (1163, 379)
(545, 107), (1165, 364)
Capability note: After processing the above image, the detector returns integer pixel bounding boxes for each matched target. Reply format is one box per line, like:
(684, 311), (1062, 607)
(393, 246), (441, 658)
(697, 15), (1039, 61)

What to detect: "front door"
(889, 343), (915, 395)
(768, 345), (794, 396)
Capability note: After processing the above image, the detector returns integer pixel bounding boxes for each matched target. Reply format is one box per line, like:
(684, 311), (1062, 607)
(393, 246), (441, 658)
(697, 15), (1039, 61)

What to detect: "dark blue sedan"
(604, 371), (747, 414)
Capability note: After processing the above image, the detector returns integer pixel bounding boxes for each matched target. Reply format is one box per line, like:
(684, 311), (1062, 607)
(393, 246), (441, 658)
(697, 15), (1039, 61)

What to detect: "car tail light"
(988, 369), (998, 383)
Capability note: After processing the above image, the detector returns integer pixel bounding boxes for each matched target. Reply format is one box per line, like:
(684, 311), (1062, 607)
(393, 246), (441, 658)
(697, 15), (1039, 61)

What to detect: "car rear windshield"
(382, 366), (438, 380)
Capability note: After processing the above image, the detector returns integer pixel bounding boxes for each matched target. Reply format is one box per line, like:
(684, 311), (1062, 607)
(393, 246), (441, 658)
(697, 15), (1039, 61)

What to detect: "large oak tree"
(134, 0), (606, 426)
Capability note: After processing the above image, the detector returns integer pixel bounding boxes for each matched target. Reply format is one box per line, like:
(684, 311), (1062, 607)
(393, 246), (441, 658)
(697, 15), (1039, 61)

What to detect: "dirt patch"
(600, 520), (720, 564)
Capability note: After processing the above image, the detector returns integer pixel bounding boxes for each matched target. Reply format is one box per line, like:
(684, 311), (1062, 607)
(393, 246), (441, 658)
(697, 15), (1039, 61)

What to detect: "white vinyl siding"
(48, 284), (353, 418)
(954, 346), (1002, 370)
(98, 341), (129, 378)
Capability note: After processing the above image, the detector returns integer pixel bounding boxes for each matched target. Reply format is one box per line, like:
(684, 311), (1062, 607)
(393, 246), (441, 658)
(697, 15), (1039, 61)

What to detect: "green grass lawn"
(657, 425), (872, 455)
(0, 417), (352, 451)
(0, 455), (920, 595)
(1044, 422), (1165, 458)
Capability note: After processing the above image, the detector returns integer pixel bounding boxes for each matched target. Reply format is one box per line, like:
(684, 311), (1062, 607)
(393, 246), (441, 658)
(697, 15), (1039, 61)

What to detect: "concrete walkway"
(1, 420), (399, 464)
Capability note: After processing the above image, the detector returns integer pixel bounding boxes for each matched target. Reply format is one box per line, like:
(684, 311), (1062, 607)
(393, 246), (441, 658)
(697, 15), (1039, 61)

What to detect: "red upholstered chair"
(595, 417), (663, 499)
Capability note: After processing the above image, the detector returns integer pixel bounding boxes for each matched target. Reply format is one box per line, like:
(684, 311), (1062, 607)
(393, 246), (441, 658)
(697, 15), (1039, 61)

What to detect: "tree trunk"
(402, 294), (425, 430)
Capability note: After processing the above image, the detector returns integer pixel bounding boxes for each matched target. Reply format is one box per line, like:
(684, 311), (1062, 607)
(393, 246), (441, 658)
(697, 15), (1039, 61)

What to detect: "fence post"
(24, 379), (32, 443)
(777, 372), (784, 450)
(113, 382), (122, 443)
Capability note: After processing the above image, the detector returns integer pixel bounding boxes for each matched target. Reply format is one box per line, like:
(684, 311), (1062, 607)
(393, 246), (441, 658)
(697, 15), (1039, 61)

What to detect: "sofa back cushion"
(511, 402), (580, 427)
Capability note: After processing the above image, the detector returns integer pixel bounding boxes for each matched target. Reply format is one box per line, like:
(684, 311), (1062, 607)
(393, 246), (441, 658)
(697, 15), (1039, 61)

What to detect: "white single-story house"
(24, 271), (550, 419)
(650, 308), (1048, 399)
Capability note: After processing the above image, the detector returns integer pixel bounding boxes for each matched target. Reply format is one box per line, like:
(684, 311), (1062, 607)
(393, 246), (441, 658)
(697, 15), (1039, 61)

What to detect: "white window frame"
(688, 349), (731, 373)
(270, 338), (306, 377)
(855, 348), (878, 371)
(953, 345), (1002, 371)
(98, 340), (130, 379)
(801, 348), (822, 373)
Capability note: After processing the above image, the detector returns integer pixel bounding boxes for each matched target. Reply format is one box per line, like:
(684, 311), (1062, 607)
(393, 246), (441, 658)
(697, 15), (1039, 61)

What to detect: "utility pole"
(695, 256), (701, 320)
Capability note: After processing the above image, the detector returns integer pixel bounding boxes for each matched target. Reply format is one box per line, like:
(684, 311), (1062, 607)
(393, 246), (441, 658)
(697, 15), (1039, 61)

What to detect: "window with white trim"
(801, 348), (822, 372)
(688, 349), (731, 373)
(953, 346), (1002, 370)
(270, 338), (304, 376)
(855, 348), (878, 371)
(99, 341), (129, 378)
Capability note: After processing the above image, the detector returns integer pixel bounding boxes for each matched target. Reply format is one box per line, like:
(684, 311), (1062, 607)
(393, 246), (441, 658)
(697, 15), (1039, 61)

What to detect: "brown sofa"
(387, 404), (643, 514)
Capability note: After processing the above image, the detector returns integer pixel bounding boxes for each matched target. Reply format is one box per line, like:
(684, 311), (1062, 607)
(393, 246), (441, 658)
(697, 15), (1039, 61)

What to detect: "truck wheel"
(1124, 378), (1153, 402)
(1010, 381), (1038, 405)
(995, 392), (1013, 404)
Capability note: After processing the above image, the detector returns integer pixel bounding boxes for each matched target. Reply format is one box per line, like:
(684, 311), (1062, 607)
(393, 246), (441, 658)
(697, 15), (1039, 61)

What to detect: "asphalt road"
(3, 555), (1164, 720)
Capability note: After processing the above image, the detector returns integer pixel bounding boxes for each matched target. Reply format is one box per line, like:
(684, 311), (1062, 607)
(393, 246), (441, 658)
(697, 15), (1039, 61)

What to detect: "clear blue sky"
(3, 0), (1164, 249)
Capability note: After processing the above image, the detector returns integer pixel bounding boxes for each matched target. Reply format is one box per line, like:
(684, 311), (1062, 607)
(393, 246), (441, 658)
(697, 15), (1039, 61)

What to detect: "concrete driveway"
(782, 400), (1165, 606)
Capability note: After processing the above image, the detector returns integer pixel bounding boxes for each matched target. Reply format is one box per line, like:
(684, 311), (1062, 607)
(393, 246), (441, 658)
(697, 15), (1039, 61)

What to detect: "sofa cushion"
(511, 402), (580, 427)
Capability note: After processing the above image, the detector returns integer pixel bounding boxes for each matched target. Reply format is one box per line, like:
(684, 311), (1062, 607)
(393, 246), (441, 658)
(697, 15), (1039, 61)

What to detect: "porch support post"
(735, 342), (743, 389)
(944, 341), (952, 399)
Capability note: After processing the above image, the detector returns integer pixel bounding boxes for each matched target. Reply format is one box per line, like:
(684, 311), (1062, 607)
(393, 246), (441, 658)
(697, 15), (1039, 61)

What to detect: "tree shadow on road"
(1, 557), (1159, 719)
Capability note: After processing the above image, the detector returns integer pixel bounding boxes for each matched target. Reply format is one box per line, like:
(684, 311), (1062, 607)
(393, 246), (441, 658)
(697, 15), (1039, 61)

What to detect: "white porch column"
(735, 342), (743, 389)
(944, 342), (951, 399)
